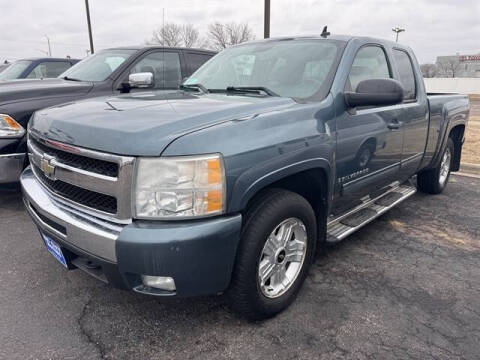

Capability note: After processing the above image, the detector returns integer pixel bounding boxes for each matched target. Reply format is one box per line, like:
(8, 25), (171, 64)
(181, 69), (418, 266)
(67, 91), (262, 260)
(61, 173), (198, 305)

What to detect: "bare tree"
(149, 23), (203, 48)
(150, 23), (182, 47)
(420, 64), (437, 78)
(180, 24), (201, 48)
(207, 22), (255, 50)
(437, 58), (462, 78)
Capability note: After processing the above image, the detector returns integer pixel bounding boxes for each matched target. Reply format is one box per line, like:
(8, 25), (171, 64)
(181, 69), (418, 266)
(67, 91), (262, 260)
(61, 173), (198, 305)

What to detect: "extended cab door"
(391, 48), (429, 178)
(334, 44), (404, 212)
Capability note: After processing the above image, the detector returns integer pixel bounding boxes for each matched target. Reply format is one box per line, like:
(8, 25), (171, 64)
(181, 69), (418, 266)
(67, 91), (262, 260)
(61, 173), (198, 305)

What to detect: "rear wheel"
(417, 137), (454, 194)
(227, 190), (317, 320)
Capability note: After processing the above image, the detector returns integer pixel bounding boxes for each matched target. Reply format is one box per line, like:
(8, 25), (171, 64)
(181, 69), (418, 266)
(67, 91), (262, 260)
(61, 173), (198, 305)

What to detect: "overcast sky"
(1, 0), (479, 64)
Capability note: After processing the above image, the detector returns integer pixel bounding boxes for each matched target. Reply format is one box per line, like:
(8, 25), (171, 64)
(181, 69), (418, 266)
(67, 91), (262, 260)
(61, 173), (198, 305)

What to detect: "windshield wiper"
(225, 86), (279, 97)
(62, 76), (81, 82)
(180, 83), (208, 93)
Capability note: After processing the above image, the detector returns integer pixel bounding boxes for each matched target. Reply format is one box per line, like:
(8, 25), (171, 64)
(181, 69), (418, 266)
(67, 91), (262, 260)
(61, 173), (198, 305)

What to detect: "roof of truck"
(224, 35), (405, 50)
(105, 46), (217, 54)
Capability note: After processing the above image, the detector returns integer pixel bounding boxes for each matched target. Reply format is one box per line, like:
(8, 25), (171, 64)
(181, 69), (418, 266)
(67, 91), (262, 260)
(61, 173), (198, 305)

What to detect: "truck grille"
(27, 133), (135, 223)
(29, 137), (119, 177)
(33, 164), (118, 214)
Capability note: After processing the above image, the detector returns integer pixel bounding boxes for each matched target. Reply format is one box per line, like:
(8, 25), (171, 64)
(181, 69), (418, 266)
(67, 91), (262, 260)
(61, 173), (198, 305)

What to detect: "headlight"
(0, 114), (25, 138)
(134, 154), (226, 219)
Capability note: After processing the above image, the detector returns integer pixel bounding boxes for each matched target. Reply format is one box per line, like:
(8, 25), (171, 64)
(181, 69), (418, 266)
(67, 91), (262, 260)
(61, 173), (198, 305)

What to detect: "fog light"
(141, 275), (176, 291)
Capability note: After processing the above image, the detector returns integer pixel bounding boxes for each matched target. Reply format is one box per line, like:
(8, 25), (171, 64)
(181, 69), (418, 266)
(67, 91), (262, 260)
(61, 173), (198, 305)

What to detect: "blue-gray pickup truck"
(21, 35), (470, 320)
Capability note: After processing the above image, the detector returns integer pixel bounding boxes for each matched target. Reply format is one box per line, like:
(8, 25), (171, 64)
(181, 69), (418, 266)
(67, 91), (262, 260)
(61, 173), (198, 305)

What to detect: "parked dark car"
(0, 58), (79, 81)
(0, 46), (215, 184)
(21, 35), (469, 319)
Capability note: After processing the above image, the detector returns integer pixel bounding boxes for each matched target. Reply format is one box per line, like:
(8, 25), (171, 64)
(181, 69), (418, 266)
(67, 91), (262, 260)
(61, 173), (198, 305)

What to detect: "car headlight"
(134, 154), (226, 219)
(0, 114), (25, 138)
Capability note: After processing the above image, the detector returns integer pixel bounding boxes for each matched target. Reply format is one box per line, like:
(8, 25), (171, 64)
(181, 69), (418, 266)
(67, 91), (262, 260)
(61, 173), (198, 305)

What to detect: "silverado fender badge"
(40, 154), (56, 180)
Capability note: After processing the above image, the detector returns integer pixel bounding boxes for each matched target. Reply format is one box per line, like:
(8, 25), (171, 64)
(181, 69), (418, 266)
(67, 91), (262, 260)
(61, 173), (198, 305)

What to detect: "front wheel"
(227, 190), (317, 320)
(417, 137), (454, 194)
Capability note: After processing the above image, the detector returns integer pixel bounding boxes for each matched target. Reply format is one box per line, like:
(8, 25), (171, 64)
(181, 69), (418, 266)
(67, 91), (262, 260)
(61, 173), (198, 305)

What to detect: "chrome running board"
(327, 183), (417, 243)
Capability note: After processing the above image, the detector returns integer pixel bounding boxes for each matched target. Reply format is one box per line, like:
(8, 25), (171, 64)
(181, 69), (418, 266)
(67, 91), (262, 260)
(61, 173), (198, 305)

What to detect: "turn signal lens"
(0, 114), (25, 138)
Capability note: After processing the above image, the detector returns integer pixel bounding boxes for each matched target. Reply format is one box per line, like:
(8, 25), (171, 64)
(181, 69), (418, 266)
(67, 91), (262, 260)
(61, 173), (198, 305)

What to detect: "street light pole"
(264, 0), (270, 39)
(44, 35), (52, 57)
(392, 27), (405, 42)
(85, 0), (95, 54)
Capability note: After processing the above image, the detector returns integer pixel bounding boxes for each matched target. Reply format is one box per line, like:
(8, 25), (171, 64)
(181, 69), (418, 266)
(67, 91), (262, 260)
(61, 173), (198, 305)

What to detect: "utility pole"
(44, 35), (52, 57)
(36, 49), (49, 56)
(264, 0), (270, 39)
(85, 0), (94, 54)
(392, 27), (405, 43)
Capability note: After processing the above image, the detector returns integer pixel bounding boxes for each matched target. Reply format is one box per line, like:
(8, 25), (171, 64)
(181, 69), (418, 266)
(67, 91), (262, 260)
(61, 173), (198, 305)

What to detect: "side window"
(393, 50), (416, 101)
(347, 46), (391, 91)
(185, 52), (212, 75)
(27, 61), (72, 79)
(129, 52), (182, 89)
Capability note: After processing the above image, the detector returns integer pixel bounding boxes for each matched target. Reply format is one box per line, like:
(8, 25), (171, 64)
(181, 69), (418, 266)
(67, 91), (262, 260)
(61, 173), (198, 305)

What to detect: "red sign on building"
(459, 55), (480, 61)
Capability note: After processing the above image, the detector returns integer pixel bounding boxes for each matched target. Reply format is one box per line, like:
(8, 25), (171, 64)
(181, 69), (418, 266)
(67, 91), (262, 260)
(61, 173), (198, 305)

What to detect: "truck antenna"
(321, 26), (330, 38)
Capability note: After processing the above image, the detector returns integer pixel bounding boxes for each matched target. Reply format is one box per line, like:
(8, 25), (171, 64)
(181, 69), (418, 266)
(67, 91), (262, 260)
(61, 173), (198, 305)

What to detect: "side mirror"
(128, 72), (154, 88)
(345, 78), (404, 108)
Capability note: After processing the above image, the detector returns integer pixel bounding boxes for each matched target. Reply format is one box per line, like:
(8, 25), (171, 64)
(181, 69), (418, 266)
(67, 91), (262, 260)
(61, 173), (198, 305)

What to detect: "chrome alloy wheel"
(258, 217), (308, 298)
(439, 147), (451, 186)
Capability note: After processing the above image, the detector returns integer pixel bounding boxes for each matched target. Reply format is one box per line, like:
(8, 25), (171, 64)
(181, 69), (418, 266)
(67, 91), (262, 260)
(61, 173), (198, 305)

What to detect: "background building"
(435, 53), (480, 78)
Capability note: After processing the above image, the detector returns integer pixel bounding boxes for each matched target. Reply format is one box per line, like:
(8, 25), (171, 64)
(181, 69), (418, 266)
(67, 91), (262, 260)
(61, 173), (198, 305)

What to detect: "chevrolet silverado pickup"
(20, 35), (469, 320)
(0, 46), (215, 184)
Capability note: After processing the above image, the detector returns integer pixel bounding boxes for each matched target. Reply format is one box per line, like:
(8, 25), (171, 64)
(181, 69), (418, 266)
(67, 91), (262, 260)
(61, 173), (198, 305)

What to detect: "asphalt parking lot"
(0, 175), (479, 360)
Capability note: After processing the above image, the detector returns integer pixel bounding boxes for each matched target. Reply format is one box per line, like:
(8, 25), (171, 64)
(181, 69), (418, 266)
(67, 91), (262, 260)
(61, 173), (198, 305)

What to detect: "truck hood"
(30, 91), (296, 156)
(0, 78), (92, 105)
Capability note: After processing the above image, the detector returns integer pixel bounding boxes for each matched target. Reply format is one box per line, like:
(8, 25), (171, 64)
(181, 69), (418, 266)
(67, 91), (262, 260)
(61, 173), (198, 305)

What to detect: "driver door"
(333, 45), (404, 213)
(117, 50), (184, 92)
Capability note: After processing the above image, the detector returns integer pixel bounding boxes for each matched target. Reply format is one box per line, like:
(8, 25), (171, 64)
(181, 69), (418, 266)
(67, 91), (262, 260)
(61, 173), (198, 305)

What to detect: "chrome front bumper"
(21, 167), (123, 262)
(0, 153), (25, 183)
(21, 166), (244, 296)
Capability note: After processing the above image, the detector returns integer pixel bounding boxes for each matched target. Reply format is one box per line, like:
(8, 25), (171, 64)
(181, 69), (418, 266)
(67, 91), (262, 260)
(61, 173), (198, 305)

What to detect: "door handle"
(387, 119), (402, 130)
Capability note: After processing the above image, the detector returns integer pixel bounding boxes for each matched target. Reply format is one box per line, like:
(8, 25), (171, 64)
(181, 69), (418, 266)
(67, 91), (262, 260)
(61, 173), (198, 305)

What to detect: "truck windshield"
(185, 39), (344, 100)
(0, 60), (32, 81)
(59, 49), (136, 82)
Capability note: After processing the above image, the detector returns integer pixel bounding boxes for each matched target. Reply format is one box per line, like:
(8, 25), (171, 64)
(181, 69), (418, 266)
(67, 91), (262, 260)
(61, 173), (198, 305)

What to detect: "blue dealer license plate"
(42, 233), (68, 268)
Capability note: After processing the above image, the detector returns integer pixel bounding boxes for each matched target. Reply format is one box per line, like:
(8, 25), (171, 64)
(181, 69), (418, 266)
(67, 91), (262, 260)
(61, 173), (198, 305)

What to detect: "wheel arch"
(229, 159), (331, 246)
(448, 124), (465, 172)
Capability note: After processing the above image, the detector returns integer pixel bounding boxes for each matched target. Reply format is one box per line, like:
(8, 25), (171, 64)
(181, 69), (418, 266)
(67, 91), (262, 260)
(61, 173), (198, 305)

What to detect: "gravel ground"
(463, 97), (480, 164)
(0, 175), (479, 360)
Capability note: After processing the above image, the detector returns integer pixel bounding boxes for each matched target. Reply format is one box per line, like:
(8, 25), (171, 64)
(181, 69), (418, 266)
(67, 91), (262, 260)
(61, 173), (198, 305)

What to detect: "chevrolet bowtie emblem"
(40, 154), (56, 180)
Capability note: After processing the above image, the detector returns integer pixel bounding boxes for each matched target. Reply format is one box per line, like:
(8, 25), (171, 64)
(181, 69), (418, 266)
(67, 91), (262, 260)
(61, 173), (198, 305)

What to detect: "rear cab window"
(185, 52), (213, 76)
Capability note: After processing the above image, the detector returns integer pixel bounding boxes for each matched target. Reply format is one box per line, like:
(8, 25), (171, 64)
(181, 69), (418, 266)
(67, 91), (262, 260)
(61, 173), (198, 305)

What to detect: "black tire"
(227, 189), (317, 320)
(417, 137), (454, 194)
